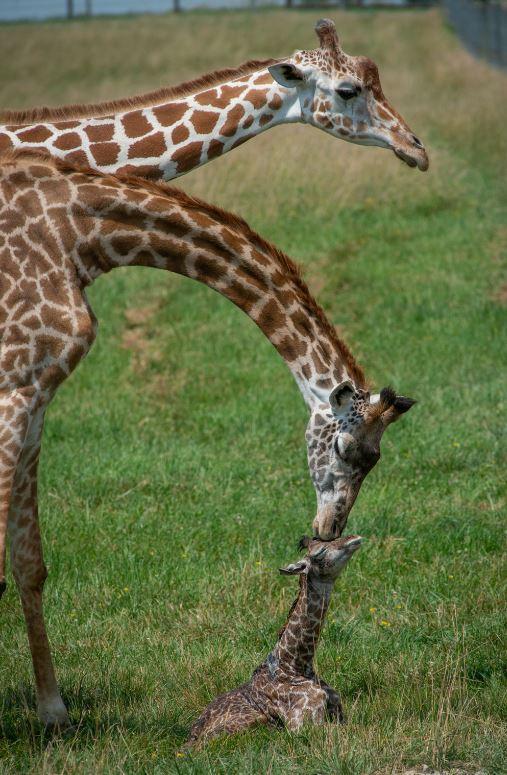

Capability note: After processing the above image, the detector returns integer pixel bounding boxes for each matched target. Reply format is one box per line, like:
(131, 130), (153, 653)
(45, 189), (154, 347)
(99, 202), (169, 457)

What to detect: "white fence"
(0, 0), (431, 23)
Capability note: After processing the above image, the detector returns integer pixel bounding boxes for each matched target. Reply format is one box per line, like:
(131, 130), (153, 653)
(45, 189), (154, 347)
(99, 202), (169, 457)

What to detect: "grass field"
(0, 8), (506, 774)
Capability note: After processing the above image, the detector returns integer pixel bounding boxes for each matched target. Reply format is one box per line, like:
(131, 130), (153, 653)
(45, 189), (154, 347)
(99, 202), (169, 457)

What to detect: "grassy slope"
(0, 9), (506, 774)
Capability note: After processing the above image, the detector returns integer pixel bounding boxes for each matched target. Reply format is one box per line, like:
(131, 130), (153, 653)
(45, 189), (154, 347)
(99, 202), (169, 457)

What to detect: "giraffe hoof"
(0, 579), (6, 599)
(43, 720), (75, 738)
(38, 700), (72, 735)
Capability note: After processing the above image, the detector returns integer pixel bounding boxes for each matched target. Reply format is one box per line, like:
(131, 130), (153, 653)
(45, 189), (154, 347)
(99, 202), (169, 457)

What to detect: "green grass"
(0, 8), (506, 774)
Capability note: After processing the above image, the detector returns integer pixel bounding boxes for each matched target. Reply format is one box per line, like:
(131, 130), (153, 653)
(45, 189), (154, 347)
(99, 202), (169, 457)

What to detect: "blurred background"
(1, 0), (506, 71)
(0, 4), (505, 774)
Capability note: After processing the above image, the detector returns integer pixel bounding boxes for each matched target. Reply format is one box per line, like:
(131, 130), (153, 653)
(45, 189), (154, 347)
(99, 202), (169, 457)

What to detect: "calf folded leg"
(317, 678), (345, 723)
(275, 680), (328, 731)
(188, 685), (270, 745)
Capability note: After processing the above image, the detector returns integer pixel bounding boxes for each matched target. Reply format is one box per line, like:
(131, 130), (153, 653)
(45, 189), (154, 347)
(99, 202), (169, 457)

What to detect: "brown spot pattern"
(128, 132), (166, 160)
(152, 102), (188, 127)
(172, 141), (203, 173)
(207, 139), (223, 159)
(244, 89), (268, 109)
(53, 133), (81, 151)
(268, 94), (283, 110)
(191, 110), (219, 135)
(90, 142), (121, 166)
(171, 124), (189, 144)
(122, 111), (152, 138)
(220, 105), (245, 137)
(17, 125), (52, 143)
(83, 124), (114, 143)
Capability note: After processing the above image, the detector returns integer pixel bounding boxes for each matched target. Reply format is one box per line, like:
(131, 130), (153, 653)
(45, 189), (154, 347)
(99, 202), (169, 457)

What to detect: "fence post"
(67, 0), (73, 18)
(85, 0), (92, 15)
(173, 0), (181, 12)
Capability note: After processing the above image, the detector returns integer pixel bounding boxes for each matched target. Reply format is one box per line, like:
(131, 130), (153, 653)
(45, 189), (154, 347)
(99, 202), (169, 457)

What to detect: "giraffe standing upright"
(0, 20), (428, 181)
(0, 151), (415, 728)
(188, 534), (362, 744)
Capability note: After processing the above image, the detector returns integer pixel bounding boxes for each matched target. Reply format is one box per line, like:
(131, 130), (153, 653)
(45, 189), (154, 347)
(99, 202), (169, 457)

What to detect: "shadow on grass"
(0, 683), (189, 747)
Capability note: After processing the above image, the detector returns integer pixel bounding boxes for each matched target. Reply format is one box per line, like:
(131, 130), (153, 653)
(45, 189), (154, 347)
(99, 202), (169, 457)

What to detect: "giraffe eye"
(336, 84), (361, 101)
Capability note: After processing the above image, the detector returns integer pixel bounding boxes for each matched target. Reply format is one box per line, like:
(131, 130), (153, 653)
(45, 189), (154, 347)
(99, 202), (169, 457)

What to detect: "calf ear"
(279, 559), (309, 576)
(268, 61), (305, 88)
(298, 535), (312, 551)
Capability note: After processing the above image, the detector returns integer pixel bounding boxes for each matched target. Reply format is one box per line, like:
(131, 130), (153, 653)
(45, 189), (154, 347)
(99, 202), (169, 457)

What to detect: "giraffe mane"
(277, 574), (306, 640)
(1, 148), (366, 389)
(0, 59), (279, 125)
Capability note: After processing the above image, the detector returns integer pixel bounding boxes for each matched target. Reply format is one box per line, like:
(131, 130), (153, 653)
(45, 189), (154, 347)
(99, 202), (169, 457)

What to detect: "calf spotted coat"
(188, 535), (362, 744)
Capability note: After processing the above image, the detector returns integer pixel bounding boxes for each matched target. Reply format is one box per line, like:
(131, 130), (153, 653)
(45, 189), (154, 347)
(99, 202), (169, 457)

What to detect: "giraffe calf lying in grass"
(188, 534), (362, 745)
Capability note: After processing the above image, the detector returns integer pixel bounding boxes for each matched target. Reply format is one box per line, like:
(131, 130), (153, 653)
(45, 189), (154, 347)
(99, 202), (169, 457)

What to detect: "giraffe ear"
(279, 559), (309, 576)
(268, 62), (305, 88)
(328, 380), (355, 417)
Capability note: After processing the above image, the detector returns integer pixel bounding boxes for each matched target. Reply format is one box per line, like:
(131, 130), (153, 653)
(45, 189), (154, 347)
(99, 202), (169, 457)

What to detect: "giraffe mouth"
(394, 146), (429, 172)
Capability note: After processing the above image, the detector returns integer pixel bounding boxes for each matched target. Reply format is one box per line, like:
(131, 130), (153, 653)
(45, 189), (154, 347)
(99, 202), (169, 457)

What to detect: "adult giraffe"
(0, 151), (415, 728)
(0, 20), (428, 181)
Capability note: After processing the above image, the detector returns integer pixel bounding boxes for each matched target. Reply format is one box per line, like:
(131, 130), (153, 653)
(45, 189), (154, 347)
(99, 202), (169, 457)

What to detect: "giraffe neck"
(0, 66), (300, 182)
(46, 165), (359, 408)
(273, 574), (333, 675)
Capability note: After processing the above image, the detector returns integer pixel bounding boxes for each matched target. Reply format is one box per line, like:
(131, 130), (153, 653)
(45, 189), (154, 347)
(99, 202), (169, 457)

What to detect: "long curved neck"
(274, 575), (333, 674)
(66, 174), (362, 408)
(0, 66), (300, 182)
(3, 151), (361, 408)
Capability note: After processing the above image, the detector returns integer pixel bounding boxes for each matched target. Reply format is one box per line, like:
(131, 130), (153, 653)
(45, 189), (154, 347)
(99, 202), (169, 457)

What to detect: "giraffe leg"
(277, 681), (328, 731)
(187, 686), (270, 745)
(9, 405), (70, 729)
(0, 388), (35, 599)
(317, 678), (345, 724)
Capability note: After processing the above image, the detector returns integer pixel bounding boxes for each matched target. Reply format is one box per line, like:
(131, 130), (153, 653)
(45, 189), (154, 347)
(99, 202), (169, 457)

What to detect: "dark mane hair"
(0, 58), (279, 125)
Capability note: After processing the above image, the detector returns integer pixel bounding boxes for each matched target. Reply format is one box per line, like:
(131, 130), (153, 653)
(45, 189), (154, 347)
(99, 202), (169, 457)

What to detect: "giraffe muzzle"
(393, 134), (429, 171)
(312, 503), (346, 541)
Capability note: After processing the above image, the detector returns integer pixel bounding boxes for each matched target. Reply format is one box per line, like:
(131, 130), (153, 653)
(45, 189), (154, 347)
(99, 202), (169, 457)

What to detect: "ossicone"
(314, 18), (340, 53)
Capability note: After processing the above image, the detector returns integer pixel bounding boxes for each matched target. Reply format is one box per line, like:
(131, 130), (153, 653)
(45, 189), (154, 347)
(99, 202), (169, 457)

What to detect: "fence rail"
(0, 0), (434, 23)
(443, 0), (507, 69)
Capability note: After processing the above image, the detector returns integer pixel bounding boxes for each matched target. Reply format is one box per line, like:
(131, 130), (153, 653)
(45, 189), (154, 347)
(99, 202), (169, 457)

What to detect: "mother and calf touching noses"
(0, 17), (427, 741)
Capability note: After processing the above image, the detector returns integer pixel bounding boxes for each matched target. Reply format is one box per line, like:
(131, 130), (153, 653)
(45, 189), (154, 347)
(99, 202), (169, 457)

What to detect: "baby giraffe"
(188, 534), (361, 745)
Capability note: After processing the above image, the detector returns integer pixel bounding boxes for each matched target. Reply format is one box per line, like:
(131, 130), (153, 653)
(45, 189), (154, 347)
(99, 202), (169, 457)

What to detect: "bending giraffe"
(188, 535), (362, 745)
(0, 20), (428, 182)
(0, 151), (414, 728)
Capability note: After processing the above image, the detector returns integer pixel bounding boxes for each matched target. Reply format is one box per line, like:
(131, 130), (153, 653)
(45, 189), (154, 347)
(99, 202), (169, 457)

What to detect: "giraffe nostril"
(411, 134), (424, 149)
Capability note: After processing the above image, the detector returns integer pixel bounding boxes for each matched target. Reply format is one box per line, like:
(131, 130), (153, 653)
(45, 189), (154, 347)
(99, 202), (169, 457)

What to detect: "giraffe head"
(279, 534), (362, 582)
(268, 19), (428, 171)
(306, 383), (415, 540)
